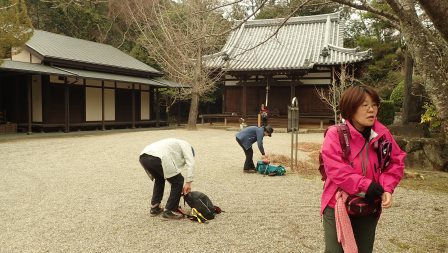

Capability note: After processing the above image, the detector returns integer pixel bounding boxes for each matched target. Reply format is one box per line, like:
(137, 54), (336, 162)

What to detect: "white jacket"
(140, 138), (195, 182)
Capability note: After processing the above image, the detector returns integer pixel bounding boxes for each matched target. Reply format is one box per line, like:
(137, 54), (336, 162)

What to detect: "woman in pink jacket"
(321, 86), (406, 253)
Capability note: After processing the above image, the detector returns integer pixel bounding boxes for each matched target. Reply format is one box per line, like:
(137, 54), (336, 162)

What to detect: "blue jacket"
(236, 126), (266, 155)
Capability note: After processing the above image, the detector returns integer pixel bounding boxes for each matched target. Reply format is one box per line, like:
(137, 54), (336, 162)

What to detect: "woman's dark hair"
(339, 86), (380, 120)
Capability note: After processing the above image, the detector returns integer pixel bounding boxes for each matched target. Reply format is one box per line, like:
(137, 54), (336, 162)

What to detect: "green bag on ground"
(256, 161), (286, 176)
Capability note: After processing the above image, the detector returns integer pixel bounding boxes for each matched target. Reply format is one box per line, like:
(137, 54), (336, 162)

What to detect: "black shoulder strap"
(376, 135), (392, 171)
(375, 136), (384, 164)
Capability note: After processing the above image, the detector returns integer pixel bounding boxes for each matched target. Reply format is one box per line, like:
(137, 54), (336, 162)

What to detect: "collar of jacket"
(344, 119), (389, 156)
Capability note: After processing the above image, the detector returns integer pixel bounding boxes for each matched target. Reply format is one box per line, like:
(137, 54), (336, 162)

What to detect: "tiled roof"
(26, 30), (162, 75)
(204, 12), (371, 71)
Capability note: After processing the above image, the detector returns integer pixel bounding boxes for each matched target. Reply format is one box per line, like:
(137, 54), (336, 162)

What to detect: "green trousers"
(323, 207), (379, 253)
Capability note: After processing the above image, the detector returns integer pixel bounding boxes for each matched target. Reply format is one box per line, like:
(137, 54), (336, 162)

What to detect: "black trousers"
(139, 154), (184, 212)
(236, 137), (255, 170)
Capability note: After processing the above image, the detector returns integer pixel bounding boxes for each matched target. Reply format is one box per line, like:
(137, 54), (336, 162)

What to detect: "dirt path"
(0, 128), (447, 252)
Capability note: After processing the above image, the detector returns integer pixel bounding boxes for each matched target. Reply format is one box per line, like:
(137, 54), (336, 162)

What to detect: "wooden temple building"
(204, 12), (372, 128)
(0, 30), (185, 134)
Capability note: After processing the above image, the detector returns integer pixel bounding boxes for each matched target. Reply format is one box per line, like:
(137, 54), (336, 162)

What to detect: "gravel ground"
(0, 127), (447, 253)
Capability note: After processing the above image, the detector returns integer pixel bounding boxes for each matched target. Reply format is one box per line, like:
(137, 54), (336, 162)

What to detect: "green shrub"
(378, 100), (396, 125)
(390, 80), (404, 108)
(377, 86), (393, 100)
(421, 102), (442, 130)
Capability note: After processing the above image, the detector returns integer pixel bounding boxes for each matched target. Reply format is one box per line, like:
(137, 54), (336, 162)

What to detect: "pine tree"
(0, 0), (33, 63)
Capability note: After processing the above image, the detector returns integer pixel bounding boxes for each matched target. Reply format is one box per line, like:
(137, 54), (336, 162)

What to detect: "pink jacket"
(320, 120), (406, 214)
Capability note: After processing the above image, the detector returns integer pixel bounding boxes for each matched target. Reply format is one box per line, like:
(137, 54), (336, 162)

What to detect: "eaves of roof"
(0, 60), (71, 76)
(0, 60), (185, 88)
(54, 67), (166, 87)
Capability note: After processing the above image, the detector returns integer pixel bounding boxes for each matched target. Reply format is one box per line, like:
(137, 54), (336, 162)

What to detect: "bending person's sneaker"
(162, 210), (184, 219)
(150, 205), (163, 216)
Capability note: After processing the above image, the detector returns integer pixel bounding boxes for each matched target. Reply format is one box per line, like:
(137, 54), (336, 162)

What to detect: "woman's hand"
(381, 192), (393, 208)
(183, 182), (192, 195)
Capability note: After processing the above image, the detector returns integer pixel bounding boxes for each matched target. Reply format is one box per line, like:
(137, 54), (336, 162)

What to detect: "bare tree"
(316, 65), (356, 123)
(120, 0), (231, 129)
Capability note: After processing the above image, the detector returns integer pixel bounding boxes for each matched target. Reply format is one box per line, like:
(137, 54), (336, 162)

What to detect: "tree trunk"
(401, 50), (413, 124)
(418, 0), (448, 43)
(187, 91), (200, 130)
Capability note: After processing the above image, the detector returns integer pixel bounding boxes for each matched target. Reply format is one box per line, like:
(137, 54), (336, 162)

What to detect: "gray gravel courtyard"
(0, 127), (447, 252)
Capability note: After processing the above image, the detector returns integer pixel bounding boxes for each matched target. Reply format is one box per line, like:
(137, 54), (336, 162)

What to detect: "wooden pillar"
(155, 88), (160, 127)
(42, 75), (49, 126)
(101, 81), (105, 130)
(15, 78), (20, 126)
(265, 75), (270, 107)
(64, 78), (69, 133)
(177, 88), (181, 126)
(149, 87), (154, 120)
(256, 75), (260, 110)
(27, 76), (32, 134)
(0, 77), (3, 118)
(290, 74), (296, 101)
(222, 85), (226, 114)
(242, 78), (247, 118)
(82, 79), (87, 126)
(132, 83), (135, 129)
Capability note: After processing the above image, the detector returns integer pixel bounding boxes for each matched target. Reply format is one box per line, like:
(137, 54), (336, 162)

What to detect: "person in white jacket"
(139, 138), (195, 219)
